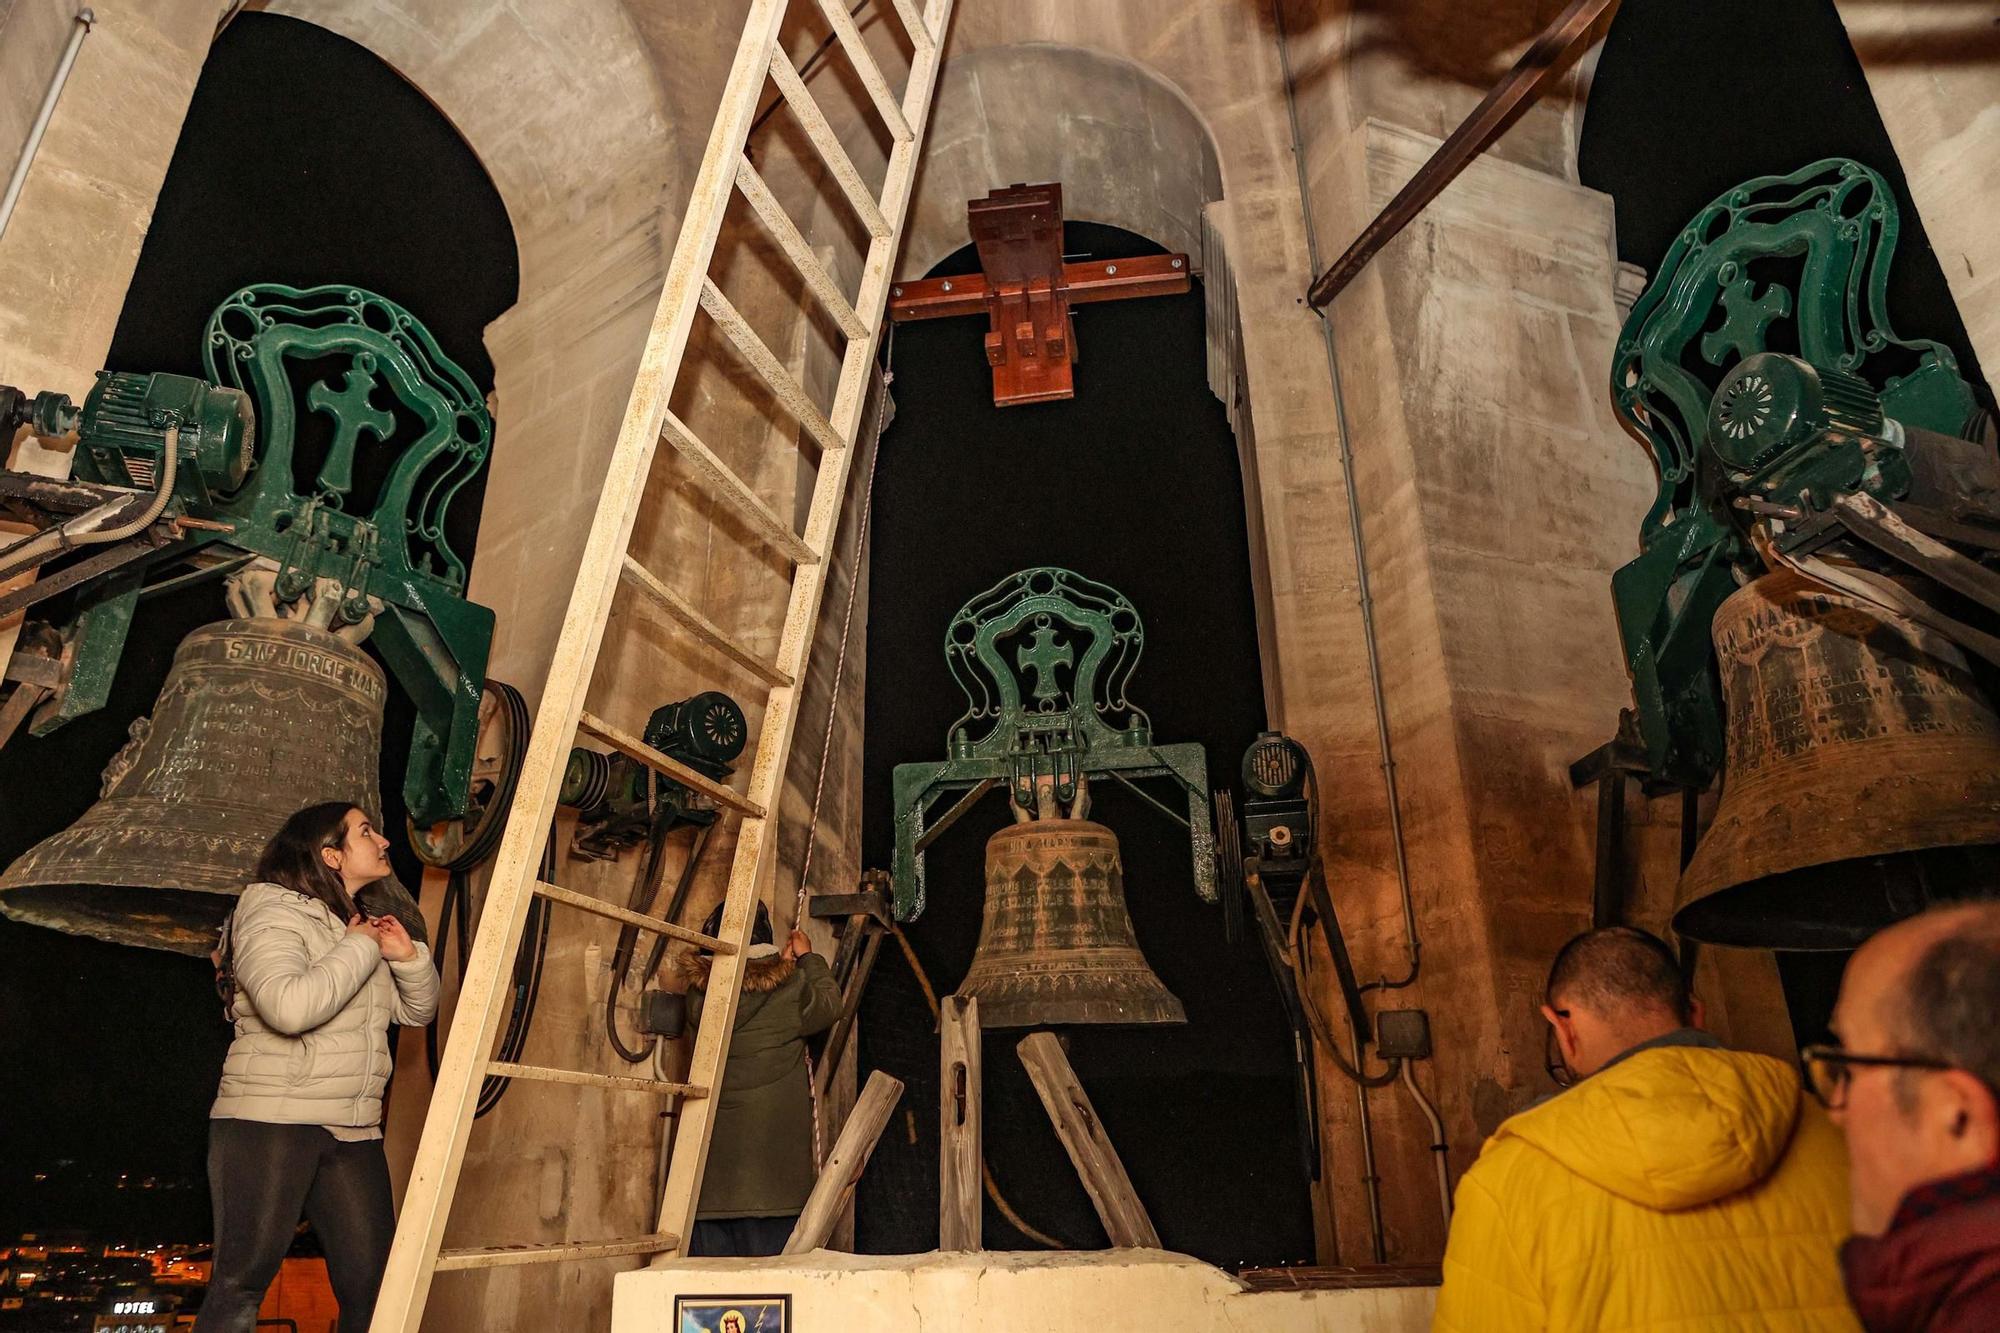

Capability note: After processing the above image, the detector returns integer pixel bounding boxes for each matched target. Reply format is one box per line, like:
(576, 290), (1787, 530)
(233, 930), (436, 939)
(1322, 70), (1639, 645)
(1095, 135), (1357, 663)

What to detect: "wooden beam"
(1304, 0), (1621, 310)
(434, 1235), (675, 1271)
(939, 995), (982, 1250)
(888, 253), (1190, 322)
(783, 1071), (906, 1254)
(1017, 1032), (1159, 1248)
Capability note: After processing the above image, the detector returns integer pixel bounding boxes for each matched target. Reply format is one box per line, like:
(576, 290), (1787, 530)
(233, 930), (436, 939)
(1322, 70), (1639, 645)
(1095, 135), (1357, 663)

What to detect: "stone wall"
(1836, 1), (2000, 374)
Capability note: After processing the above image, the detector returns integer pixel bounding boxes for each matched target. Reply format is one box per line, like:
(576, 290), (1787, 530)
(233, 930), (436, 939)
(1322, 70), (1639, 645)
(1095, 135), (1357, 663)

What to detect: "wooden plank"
(653, 0), (957, 1257)
(1017, 1032), (1160, 1248)
(486, 1060), (705, 1098)
(811, 0), (913, 142)
(1304, 0), (1619, 309)
(938, 995), (982, 1250)
(618, 554), (791, 687)
(888, 0), (933, 51)
(659, 410), (817, 566)
(784, 1071), (906, 1254)
(699, 277), (846, 455)
(533, 878), (735, 952)
(575, 710), (764, 818)
(368, 5), (803, 1325)
(735, 156), (869, 340)
(768, 47), (891, 239)
(434, 1235), (675, 1272)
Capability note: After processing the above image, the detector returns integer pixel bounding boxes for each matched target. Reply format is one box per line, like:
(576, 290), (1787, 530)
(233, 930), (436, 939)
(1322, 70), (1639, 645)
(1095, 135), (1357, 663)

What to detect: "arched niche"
(902, 43), (1223, 280)
(900, 42), (1282, 712)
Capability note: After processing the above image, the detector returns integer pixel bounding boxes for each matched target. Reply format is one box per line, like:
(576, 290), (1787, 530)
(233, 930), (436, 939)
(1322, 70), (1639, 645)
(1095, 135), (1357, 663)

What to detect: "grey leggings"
(196, 1119), (395, 1333)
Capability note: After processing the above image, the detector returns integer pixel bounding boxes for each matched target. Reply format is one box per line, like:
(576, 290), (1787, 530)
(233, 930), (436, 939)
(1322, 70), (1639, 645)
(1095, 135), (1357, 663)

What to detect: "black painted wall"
(855, 223), (1315, 1267)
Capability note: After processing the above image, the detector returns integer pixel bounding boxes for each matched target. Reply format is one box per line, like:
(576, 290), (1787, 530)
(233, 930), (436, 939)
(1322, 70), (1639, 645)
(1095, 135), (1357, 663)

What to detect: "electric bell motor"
(1241, 731), (1312, 862)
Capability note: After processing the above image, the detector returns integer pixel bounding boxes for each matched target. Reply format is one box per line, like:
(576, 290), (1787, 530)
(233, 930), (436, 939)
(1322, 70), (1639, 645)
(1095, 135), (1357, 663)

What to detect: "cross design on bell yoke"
(306, 360), (395, 500)
(1017, 624), (1074, 703)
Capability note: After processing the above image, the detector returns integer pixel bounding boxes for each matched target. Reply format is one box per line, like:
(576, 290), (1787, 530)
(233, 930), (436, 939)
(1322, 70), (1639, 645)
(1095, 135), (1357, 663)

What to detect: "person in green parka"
(677, 899), (843, 1256)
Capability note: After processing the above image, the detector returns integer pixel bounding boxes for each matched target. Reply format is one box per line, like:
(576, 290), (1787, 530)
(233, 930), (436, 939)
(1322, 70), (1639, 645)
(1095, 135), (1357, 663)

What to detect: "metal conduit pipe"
(1273, 0), (1432, 1262)
(1345, 1009), (1387, 1262)
(1400, 1058), (1454, 1228)
(0, 9), (96, 246)
(1270, 4), (1420, 989)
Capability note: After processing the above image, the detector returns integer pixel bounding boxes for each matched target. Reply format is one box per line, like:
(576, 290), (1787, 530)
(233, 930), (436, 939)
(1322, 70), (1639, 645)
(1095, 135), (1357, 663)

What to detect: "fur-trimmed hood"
(675, 947), (795, 993)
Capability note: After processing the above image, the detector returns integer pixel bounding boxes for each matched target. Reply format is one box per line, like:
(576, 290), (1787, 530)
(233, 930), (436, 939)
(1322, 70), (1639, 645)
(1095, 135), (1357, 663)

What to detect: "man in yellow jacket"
(1432, 926), (1858, 1331)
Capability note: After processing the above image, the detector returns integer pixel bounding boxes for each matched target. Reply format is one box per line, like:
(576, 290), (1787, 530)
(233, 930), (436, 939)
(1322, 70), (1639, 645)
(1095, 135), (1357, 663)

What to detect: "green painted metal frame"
(32, 284), (494, 822)
(1609, 159), (1982, 786)
(890, 567), (1212, 920)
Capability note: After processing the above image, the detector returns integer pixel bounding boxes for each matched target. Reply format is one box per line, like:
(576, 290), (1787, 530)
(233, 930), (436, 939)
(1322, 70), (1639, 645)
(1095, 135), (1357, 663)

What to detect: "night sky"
(0, 13), (514, 1241)
(1, 0), (1991, 1259)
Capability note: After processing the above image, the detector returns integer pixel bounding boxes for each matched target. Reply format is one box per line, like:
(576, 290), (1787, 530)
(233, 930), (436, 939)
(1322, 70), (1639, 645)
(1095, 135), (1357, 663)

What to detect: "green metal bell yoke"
(7, 283), (495, 822)
(889, 566), (1213, 921)
(1609, 158), (1987, 788)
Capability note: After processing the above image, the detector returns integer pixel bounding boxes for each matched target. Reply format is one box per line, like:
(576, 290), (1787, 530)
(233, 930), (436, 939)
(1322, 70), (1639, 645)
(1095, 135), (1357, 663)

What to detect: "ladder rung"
(659, 410), (818, 566)
(734, 156), (870, 340)
(434, 1234), (678, 1272)
(768, 48), (892, 239)
(486, 1061), (707, 1098)
(811, 0), (914, 143)
(533, 878), (736, 951)
(888, 0), (934, 51)
(576, 708), (768, 818)
(617, 554), (792, 687)
(699, 278), (846, 455)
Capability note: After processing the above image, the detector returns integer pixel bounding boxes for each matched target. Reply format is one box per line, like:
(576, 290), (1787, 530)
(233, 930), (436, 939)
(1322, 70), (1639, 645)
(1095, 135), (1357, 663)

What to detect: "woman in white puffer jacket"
(195, 802), (439, 1333)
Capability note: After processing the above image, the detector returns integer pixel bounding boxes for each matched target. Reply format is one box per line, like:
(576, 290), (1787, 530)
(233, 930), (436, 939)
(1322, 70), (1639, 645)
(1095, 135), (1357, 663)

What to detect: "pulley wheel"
(409, 679), (530, 872)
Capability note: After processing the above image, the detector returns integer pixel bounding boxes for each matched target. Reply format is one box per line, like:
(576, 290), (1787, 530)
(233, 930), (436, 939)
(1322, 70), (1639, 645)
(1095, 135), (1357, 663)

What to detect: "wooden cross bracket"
(884, 181), (1190, 406)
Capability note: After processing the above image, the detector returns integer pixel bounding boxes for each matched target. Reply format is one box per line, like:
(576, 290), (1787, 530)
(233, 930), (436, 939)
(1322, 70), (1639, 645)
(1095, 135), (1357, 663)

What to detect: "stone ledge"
(612, 1248), (1436, 1332)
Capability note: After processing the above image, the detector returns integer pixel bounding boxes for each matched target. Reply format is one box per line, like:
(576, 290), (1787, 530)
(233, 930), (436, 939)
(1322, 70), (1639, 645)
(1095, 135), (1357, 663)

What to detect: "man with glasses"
(1811, 902), (2000, 1331)
(1433, 926), (1856, 1331)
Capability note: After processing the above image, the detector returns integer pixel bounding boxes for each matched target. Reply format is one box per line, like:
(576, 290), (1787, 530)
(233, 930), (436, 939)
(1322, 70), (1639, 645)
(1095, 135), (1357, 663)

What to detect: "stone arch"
(901, 41), (1279, 706)
(902, 42), (1225, 280)
(264, 0), (675, 300)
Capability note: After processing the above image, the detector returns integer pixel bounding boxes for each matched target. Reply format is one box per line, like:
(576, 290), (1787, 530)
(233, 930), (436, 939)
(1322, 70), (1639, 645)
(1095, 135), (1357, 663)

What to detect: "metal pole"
(1304, 0), (1620, 310)
(0, 9), (97, 246)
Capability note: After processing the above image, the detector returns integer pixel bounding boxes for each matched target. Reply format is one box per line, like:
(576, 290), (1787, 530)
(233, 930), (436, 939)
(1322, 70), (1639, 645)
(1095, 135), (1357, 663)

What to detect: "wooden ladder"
(369, 1), (954, 1326)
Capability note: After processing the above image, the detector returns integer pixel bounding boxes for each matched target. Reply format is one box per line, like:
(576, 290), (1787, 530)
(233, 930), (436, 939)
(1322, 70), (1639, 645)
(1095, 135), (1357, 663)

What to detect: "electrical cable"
(606, 820), (714, 1063)
(0, 424), (178, 582)
(403, 680), (549, 1117)
(885, 923), (1072, 1250)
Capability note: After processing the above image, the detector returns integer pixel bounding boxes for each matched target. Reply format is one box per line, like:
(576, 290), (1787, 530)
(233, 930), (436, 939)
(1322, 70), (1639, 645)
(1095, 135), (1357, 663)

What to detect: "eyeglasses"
(1545, 1008), (1574, 1089)
(1800, 1043), (1953, 1110)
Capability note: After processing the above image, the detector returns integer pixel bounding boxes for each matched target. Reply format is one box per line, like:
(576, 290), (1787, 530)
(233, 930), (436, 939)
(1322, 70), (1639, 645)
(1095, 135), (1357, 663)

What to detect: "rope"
(794, 348), (891, 1169)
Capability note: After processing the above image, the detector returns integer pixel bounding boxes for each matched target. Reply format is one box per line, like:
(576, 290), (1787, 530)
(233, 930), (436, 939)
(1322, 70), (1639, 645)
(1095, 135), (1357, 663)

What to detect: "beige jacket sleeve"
(388, 945), (441, 1025)
(233, 888), (381, 1036)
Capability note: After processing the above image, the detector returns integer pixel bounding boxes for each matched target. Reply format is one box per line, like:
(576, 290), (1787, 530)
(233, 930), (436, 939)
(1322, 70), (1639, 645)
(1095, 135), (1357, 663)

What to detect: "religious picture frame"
(674, 1294), (790, 1333)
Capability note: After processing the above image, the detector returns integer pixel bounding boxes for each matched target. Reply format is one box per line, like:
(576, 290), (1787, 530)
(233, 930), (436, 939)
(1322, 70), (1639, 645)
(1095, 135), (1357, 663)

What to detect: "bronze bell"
(1675, 569), (2000, 950)
(0, 617), (390, 955)
(955, 819), (1186, 1027)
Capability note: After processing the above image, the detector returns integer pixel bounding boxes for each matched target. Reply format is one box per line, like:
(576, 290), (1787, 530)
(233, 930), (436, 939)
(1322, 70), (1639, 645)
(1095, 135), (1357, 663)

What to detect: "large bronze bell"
(0, 617), (389, 955)
(955, 819), (1186, 1027)
(1675, 570), (2000, 950)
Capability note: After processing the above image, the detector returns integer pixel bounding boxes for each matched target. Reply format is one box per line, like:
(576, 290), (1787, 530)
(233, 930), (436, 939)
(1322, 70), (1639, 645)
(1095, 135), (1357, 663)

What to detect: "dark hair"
(1894, 905), (2000, 1100)
(1546, 925), (1691, 1022)
(701, 898), (774, 947)
(254, 801), (369, 921)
